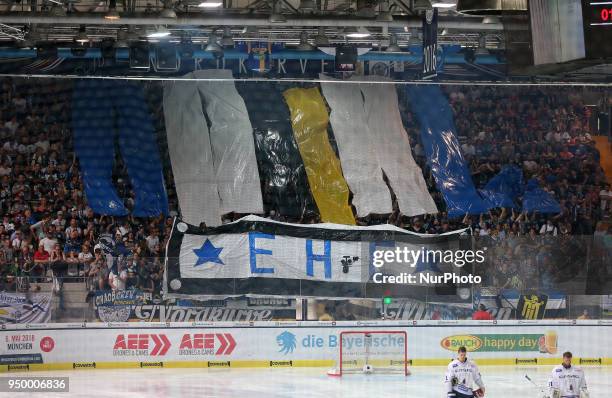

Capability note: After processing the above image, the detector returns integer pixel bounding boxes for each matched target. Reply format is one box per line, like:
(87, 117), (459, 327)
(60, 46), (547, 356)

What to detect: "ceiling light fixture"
(204, 34), (224, 58)
(296, 31), (314, 51)
(198, 1), (222, 7)
(344, 26), (371, 38)
(159, 4), (176, 19)
(75, 25), (89, 44)
(220, 27), (234, 47)
(204, 35), (221, 52)
(431, 1), (455, 8)
(482, 16), (500, 24)
(376, 1), (393, 22)
(147, 25), (171, 38)
(269, 0), (286, 23)
(243, 26), (259, 35)
(314, 27), (329, 46)
(105, 0), (120, 20)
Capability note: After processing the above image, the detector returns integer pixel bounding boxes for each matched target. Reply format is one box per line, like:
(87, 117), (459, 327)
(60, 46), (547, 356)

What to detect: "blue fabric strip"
(407, 85), (490, 218)
(72, 80), (168, 216)
(522, 179), (561, 214)
(480, 165), (524, 209)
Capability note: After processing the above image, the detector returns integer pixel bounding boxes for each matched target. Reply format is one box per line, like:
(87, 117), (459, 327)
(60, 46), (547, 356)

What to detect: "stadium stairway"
(594, 135), (612, 182)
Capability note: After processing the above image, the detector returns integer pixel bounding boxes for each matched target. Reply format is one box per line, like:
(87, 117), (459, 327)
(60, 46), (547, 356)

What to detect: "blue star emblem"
(193, 239), (224, 266)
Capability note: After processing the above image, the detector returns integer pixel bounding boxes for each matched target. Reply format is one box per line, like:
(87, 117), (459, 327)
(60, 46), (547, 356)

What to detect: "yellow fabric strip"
(283, 87), (355, 225)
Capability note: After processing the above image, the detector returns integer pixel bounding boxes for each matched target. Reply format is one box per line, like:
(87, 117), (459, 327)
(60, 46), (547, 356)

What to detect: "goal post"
(328, 330), (410, 376)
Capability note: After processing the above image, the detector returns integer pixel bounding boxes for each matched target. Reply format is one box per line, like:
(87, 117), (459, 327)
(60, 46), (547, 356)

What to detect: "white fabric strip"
(163, 79), (221, 226)
(192, 69), (263, 215)
(358, 76), (438, 216)
(319, 74), (392, 217)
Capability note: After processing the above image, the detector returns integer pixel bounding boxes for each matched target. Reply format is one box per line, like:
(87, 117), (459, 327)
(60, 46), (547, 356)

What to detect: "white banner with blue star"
(164, 215), (468, 299)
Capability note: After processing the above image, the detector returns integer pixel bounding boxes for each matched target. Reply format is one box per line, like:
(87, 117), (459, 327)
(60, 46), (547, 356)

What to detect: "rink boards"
(1, 320), (611, 372)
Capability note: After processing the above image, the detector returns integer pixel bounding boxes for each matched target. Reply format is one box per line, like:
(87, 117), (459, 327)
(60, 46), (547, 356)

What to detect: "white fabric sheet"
(163, 71), (263, 226)
(192, 70), (263, 216)
(319, 75), (392, 216)
(358, 77), (438, 216)
(163, 80), (221, 226)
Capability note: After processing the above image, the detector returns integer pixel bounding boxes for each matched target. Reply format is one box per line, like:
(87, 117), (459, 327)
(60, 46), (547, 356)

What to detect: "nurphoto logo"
(371, 247), (486, 285)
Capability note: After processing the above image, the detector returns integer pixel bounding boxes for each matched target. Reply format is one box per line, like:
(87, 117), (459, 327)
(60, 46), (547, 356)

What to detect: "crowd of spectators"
(401, 86), (612, 292)
(0, 79), (174, 297)
(0, 79), (610, 303)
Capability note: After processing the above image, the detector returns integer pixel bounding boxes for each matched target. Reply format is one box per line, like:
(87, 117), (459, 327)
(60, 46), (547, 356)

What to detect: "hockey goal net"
(328, 331), (409, 376)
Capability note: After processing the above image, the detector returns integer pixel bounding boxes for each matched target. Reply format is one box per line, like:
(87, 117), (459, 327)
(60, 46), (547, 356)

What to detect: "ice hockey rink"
(2, 366), (610, 398)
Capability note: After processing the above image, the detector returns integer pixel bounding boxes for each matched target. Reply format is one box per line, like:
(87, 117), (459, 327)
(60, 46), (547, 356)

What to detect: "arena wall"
(1, 320), (611, 372)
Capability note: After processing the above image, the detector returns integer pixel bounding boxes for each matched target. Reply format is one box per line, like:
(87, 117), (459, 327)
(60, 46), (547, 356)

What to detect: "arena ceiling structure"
(0, 0), (516, 53)
(0, 0), (608, 81)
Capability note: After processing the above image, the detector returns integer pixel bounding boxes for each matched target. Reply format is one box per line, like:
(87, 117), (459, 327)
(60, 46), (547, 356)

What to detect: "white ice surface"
(2, 366), (610, 398)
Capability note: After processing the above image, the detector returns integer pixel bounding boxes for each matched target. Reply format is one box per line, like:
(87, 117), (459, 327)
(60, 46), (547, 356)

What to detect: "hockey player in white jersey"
(548, 352), (589, 398)
(444, 346), (485, 398)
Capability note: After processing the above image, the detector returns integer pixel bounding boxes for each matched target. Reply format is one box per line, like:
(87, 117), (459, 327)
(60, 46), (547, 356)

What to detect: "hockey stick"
(524, 374), (548, 398)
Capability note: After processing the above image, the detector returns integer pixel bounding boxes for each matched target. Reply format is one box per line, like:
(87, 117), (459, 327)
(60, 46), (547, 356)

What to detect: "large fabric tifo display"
(237, 82), (317, 219)
(163, 70), (263, 226)
(407, 85), (490, 218)
(164, 216), (465, 300)
(522, 179), (561, 214)
(479, 165), (524, 209)
(283, 88), (355, 225)
(319, 76), (392, 217)
(0, 292), (52, 324)
(72, 80), (169, 217)
(359, 77), (438, 216)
